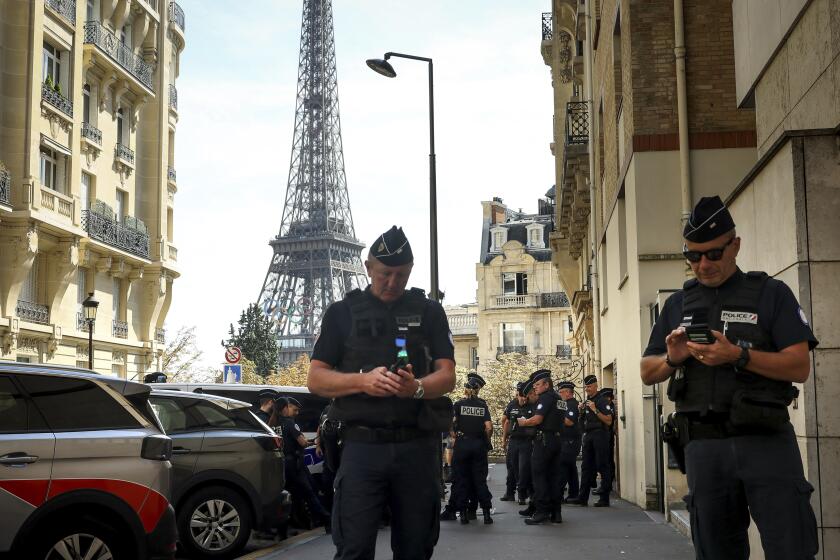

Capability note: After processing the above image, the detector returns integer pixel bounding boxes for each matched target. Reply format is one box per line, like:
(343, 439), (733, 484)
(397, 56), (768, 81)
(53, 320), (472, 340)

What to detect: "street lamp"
(366, 52), (440, 302)
(82, 292), (99, 370)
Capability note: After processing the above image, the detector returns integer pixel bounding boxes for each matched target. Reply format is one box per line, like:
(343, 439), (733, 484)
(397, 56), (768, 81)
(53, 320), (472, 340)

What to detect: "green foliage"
(91, 199), (115, 220)
(54, 82), (62, 95)
(44, 75), (54, 89)
(222, 303), (279, 377)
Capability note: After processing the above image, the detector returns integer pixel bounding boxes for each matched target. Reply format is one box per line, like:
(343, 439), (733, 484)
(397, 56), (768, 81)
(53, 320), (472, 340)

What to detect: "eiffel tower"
(257, 0), (368, 365)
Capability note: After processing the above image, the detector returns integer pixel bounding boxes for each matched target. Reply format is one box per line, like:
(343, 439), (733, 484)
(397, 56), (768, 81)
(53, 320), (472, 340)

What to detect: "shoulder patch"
(536, 404), (543, 410)
(798, 307), (810, 326)
(294, 424), (301, 431)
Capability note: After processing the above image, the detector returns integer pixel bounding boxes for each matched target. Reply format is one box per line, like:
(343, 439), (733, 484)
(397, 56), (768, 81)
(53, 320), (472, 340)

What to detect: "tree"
(222, 303), (279, 377)
(265, 355), (310, 387)
(160, 326), (214, 383)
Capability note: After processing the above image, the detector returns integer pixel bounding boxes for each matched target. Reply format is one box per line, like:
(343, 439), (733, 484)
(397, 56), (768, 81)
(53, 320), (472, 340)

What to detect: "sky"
(168, 0), (555, 369)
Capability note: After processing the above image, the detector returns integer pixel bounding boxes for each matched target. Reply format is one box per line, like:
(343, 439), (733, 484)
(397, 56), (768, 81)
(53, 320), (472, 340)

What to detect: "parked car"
(148, 390), (291, 559)
(0, 363), (176, 560)
(159, 384), (329, 474)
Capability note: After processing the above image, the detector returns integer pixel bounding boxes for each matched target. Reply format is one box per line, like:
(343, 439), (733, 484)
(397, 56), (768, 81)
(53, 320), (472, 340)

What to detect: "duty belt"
(682, 414), (783, 440)
(343, 425), (430, 444)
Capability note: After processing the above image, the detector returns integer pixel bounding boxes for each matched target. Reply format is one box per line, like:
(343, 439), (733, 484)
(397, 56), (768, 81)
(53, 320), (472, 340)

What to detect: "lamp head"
(82, 292), (99, 321)
(366, 57), (396, 78)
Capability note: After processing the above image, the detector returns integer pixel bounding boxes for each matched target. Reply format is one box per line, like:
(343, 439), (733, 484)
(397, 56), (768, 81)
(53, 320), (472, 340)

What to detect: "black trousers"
(684, 423), (818, 560)
(531, 433), (563, 514)
(452, 436), (492, 510)
(506, 437), (533, 497)
(285, 456), (329, 520)
(578, 429), (611, 503)
(561, 436), (581, 498)
(332, 436), (440, 560)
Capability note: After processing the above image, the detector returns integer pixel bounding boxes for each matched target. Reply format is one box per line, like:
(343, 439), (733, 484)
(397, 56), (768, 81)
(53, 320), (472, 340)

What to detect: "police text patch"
(460, 406), (485, 416)
(721, 310), (758, 324)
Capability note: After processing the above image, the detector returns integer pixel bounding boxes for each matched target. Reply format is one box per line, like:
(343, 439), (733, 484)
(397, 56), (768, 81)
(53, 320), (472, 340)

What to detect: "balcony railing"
(541, 12), (552, 41)
(497, 345), (527, 358)
(566, 101), (589, 145)
(0, 169), (9, 205)
(540, 292), (570, 308)
(84, 21), (154, 90)
(46, 0), (76, 25)
(115, 143), (135, 165)
(448, 313), (478, 336)
(168, 83), (178, 111)
(169, 2), (185, 31)
(41, 187), (74, 219)
(81, 122), (102, 145)
(167, 166), (176, 183)
(77, 312), (93, 332)
(494, 294), (537, 308)
(113, 319), (128, 338)
(17, 301), (50, 324)
(556, 344), (572, 359)
(155, 327), (166, 344)
(41, 83), (73, 117)
(82, 210), (150, 259)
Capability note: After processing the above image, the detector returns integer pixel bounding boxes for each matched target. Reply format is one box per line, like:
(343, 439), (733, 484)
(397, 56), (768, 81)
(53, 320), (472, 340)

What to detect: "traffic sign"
(223, 364), (242, 384)
(225, 346), (242, 364)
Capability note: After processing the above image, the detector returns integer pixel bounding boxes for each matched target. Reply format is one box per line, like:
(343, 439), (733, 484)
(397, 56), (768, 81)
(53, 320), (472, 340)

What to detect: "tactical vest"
(455, 397), (488, 434)
(537, 391), (565, 432)
(669, 271), (797, 417)
(329, 288), (433, 427)
(583, 395), (608, 431)
(561, 398), (580, 438)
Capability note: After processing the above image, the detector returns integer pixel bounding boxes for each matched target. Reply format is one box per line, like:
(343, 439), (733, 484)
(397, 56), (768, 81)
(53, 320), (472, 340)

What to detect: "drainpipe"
(674, 0), (692, 225)
(583, 0), (601, 377)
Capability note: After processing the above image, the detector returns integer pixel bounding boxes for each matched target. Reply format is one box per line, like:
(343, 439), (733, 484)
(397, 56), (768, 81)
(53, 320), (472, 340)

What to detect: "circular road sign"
(225, 346), (242, 364)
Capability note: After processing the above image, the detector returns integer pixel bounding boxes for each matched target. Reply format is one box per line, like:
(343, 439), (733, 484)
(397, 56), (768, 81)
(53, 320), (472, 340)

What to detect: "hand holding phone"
(685, 324), (715, 344)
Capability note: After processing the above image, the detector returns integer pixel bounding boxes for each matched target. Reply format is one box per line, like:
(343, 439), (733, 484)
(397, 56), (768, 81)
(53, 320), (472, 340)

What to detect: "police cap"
(465, 372), (486, 389)
(370, 226), (413, 266)
(286, 397), (303, 408)
(683, 196), (736, 243)
(528, 369), (552, 384)
(599, 387), (614, 399)
(516, 381), (527, 396)
(584, 375), (598, 386)
(257, 389), (279, 402)
(557, 381), (575, 391)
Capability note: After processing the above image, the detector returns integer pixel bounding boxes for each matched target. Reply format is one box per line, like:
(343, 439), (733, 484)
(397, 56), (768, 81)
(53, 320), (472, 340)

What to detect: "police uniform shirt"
(562, 397), (580, 431)
(504, 398), (529, 437)
(254, 409), (271, 424)
(582, 395), (612, 430)
(454, 397), (491, 434)
(311, 287), (455, 368)
(532, 390), (563, 431)
(644, 268), (818, 358)
(280, 416), (306, 457)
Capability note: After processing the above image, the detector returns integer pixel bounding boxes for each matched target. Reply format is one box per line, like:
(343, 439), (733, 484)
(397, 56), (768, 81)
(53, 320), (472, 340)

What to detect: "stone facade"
(0, 0), (185, 378)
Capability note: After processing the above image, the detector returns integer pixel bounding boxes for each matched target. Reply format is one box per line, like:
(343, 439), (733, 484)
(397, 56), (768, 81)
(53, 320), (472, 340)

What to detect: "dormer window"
(526, 223), (545, 249)
(490, 226), (507, 252)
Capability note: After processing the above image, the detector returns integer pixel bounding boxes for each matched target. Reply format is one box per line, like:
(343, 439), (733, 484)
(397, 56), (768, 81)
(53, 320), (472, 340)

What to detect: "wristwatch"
(412, 379), (425, 399)
(734, 346), (751, 370)
(665, 354), (684, 369)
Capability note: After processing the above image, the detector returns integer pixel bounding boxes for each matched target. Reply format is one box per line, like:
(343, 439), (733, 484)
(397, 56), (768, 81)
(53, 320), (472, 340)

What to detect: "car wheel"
(178, 486), (252, 559)
(35, 516), (128, 560)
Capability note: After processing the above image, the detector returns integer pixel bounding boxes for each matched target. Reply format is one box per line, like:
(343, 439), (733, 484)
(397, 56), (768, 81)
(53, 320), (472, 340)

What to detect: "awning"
(40, 134), (72, 157)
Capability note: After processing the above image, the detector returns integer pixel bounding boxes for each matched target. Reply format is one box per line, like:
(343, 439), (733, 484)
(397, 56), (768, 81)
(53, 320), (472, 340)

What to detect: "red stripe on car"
(0, 479), (50, 507)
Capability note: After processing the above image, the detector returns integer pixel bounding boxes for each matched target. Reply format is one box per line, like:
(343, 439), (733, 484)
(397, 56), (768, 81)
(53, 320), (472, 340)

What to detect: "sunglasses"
(683, 237), (735, 263)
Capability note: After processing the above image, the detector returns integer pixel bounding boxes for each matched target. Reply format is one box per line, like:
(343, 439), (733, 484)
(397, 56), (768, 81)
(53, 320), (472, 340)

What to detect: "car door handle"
(0, 453), (39, 467)
(172, 447), (192, 455)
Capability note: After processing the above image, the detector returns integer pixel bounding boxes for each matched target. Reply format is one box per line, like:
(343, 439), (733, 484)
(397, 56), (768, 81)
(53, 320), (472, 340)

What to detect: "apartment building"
(0, 0), (184, 379)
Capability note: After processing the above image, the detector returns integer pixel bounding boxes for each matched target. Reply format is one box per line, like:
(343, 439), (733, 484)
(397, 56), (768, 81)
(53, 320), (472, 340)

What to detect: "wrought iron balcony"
(82, 210), (150, 259)
(41, 83), (73, 117)
(541, 12), (552, 41)
(566, 101), (589, 145)
(17, 301), (50, 324)
(540, 292), (570, 308)
(0, 169), (9, 205)
(113, 319), (128, 338)
(84, 21), (154, 90)
(45, 0), (76, 25)
(115, 143), (135, 165)
(167, 166), (176, 183)
(497, 345), (528, 358)
(556, 344), (572, 359)
(77, 312), (94, 333)
(81, 122), (102, 145)
(155, 327), (166, 344)
(168, 83), (178, 111)
(169, 2), (185, 31)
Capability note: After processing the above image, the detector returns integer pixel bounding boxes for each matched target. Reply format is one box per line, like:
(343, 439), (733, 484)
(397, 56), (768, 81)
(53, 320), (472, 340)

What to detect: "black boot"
(440, 505), (456, 521)
(468, 509), (477, 520)
(500, 492), (515, 501)
(594, 499), (610, 507)
(566, 497), (588, 506)
(459, 510), (469, 525)
(517, 491), (527, 505)
(524, 511), (551, 525)
(518, 503), (535, 517)
(551, 508), (563, 523)
(483, 509), (493, 524)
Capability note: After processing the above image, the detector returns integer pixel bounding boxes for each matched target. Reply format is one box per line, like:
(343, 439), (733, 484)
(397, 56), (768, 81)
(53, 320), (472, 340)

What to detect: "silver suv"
(0, 363), (176, 560)
(148, 390), (290, 559)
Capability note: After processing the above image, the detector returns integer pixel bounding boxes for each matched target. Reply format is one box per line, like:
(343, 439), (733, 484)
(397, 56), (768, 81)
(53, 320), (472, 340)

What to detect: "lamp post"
(366, 52), (440, 302)
(82, 292), (99, 370)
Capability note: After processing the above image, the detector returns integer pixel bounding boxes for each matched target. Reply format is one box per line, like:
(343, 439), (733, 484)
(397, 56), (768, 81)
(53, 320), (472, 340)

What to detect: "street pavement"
(241, 463), (695, 560)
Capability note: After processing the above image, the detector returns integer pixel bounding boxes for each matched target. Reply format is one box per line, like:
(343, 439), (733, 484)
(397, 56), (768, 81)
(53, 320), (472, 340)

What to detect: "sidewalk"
(245, 463), (695, 560)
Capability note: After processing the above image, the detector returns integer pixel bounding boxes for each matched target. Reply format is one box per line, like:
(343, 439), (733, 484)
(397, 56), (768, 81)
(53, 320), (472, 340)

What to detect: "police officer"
(253, 388), (278, 424)
(593, 387), (616, 497)
(517, 369), (566, 525)
(555, 381), (581, 503)
(502, 381), (534, 504)
(272, 397), (331, 528)
(641, 196), (819, 560)
(308, 226), (456, 560)
(517, 381), (539, 518)
(568, 375), (613, 507)
(451, 373), (494, 524)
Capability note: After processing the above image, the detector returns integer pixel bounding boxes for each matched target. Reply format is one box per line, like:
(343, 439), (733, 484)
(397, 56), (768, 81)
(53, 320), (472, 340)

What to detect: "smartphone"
(392, 337), (409, 372)
(685, 324), (715, 344)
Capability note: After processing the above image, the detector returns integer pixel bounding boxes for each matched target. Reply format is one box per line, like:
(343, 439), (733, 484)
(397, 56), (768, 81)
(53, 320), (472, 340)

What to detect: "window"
(111, 364), (125, 378)
(116, 190), (126, 222)
(39, 147), (57, 190)
(20, 375), (140, 431)
(600, 240), (609, 311)
(568, 316), (574, 333)
(116, 108), (124, 145)
(120, 24), (131, 48)
(150, 398), (191, 433)
(502, 272), (528, 295)
(530, 229), (540, 245)
(113, 278), (122, 319)
(490, 226), (507, 252)
(526, 224), (545, 249)
(20, 259), (38, 303)
(83, 84), (91, 122)
(0, 377), (28, 433)
(469, 347), (478, 370)
(16, 357), (32, 363)
(42, 43), (60, 84)
(80, 173), (92, 210)
(501, 323), (525, 349)
(617, 196), (628, 288)
(86, 0), (95, 21)
(76, 269), (86, 312)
